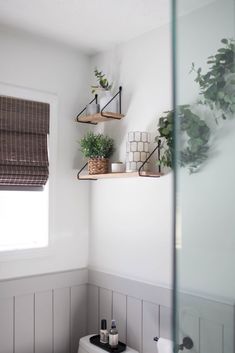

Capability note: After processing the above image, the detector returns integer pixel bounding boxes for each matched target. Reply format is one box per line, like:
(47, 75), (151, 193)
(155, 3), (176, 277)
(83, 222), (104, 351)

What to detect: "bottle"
(100, 319), (109, 344)
(109, 319), (119, 348)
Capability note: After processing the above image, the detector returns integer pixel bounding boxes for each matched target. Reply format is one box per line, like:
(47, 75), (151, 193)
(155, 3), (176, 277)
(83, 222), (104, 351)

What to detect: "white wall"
(0, 26), (90, 279)
(88, 0), (235, 296)
(1, 0), (233, 299)
(88, 26), (173, 287)
(177, 0), (235, 299)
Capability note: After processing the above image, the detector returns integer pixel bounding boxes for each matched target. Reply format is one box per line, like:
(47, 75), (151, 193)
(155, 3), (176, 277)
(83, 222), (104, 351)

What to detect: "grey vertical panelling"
(53, 287), (70, 353)
(35, 290), (53, 353)
(15, 294), (34, 353)
(159, 305), (172, 340)
(180, 311), (199, 353)
(224, 325), (234, 353)
(112, 292), (127, 343)
(99, 288), (112, 330)
(71, 285), (87, 353)
(0, 270), (88, 353)
(1, 270), (234, 353)
(143, 301), (159, 353)
(200, 319), (223, 353)
(0, 297), (14, 353)
(87, 284), (99, 334)
(127, 296), (142, 352)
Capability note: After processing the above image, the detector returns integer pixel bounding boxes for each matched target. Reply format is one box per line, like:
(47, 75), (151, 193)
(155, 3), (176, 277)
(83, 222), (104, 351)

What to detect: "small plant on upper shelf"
(91, 68), (113, 94)
(79, 132), (114, 175)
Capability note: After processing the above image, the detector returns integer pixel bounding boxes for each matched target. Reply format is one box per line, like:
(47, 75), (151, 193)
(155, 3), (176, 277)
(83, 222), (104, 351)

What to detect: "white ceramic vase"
(100, 91), (116, 113)
(126, 131), (150, 172)
(86, 102), (100, 115)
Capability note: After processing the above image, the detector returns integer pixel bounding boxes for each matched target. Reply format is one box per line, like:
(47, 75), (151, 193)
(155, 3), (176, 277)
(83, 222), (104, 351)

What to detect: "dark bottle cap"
(101, 319), (107, 330)
(111, 319), (116, 328)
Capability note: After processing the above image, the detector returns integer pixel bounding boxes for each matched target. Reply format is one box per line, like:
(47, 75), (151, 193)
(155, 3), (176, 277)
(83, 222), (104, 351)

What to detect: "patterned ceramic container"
(126, 131), (150, 172)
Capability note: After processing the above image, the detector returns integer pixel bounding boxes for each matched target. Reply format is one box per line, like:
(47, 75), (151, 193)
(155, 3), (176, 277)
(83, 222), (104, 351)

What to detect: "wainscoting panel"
(35, 290), (53, 353)
(159, 305), (172, 339)
(200, 319), (222, 353)
(0, 297), (14, 353)
(179, 292), (235, 353)
(87, 283), (169, 353)
(126, 296), (142, 352)
(99, 288), (112, 331)
(87, 284), (99, 334)
(71, 285), (88, 353)
(88, 270), (173, 353)
(54, 287), (70, 353)
(113, 292), (127, 343)
(142, 301), (159, 353)
(0, 269), (88, 353)
(0, 269), (234, 353)
(179, 310), (199, 353)
(88, 270), (235, 353)
(15, 293), (34, 353)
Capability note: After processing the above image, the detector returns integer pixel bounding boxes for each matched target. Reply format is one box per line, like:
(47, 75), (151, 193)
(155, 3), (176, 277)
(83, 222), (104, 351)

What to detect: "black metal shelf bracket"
(138, 139), (162, 177)
(77, 162), (97, 181)
(100, 86), (122, 119)
(75, 94), (98, 125)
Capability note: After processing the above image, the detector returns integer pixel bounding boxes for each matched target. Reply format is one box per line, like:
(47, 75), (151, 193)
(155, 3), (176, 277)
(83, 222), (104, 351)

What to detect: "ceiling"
(0, 0), (216, 55)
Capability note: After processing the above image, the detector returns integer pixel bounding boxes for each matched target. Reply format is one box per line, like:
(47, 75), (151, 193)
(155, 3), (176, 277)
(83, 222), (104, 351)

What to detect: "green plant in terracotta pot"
(79, 132), (114, 174)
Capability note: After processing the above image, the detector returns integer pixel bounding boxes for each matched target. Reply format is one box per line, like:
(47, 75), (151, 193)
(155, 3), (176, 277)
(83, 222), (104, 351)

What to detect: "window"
(0, 94), (50, 252)
(0, 186), (49, 251)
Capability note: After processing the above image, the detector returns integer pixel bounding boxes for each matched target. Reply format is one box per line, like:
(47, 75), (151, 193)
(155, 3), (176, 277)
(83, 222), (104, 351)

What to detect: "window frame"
(0, 82), (57, 261)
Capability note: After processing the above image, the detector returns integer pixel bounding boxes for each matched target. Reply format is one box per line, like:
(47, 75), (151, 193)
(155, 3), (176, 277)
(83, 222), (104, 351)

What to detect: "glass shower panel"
(174, 1), (235, 353)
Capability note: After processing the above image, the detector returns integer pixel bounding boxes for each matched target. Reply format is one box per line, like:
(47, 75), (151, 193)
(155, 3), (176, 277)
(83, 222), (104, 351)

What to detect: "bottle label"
(109, 334), (118, 347)
(100, 330), (109, 344)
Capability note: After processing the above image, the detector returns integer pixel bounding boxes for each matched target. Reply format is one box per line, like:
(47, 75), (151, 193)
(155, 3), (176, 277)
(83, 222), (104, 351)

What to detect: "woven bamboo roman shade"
(0, 96), (50, 186)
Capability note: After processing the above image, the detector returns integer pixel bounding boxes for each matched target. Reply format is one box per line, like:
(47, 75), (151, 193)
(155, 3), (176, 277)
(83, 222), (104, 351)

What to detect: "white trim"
(88, 269), (172, 308)
(0, 81), (58, 261)
(0, 268), (88, 298)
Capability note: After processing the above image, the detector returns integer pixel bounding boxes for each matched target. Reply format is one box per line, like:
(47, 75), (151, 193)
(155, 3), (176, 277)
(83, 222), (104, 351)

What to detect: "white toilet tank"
(78, 335), (139, 353)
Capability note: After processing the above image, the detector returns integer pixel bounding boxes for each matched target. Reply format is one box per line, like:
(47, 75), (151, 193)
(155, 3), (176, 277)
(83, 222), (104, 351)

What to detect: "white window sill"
(0, 243), (53, 262)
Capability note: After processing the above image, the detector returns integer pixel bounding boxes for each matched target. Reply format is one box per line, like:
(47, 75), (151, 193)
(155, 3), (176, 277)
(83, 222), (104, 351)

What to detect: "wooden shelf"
(77, 112), (125, 124)
(78, 171), (163, 180)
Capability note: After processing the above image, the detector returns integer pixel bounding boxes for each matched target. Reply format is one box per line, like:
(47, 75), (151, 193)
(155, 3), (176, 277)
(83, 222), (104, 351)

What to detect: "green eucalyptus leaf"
(221, 38), (228, 44)
(218, 91), (225, 99)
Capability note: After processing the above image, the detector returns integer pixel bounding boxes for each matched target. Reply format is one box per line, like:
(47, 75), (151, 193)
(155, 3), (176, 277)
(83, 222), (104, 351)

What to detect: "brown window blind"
(0, 96), (50, 186)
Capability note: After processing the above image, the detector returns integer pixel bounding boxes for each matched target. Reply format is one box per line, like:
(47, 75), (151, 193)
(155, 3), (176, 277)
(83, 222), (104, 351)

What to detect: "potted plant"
(91, 68), (116, 113)
(79, 132), (114, 174)
(91, 68), (112, 94)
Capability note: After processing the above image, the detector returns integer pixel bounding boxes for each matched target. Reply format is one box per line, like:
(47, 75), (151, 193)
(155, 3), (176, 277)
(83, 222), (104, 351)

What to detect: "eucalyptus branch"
(155, 38), (235, 173)
(91, 68), (113, 94)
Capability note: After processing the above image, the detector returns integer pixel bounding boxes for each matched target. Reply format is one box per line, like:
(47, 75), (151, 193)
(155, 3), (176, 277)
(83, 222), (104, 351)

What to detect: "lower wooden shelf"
(78, 171), (163, 180)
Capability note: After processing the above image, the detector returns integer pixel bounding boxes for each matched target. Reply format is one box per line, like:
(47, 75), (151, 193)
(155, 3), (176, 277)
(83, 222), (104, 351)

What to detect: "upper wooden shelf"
(77, 112), (125, 124)
(78, 171), (163, 180)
